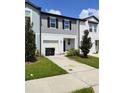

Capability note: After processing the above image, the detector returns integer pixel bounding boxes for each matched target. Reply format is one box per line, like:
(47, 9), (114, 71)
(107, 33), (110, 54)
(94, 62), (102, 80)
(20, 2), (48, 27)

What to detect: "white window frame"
(89, 23), (97, 32)
(94, 24), (97, 32)
(64, 19), (70, 30)
(50, 17), (56, 28)
(25, 8), (32, 23)
(89, 23), (93, 32)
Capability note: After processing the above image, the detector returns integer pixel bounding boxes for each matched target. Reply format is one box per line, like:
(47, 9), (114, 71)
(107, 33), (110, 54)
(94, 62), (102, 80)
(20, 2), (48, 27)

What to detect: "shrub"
(66, 48), (79, 56)
(25, 18), (36, 62)
(80, 30), (92, 58)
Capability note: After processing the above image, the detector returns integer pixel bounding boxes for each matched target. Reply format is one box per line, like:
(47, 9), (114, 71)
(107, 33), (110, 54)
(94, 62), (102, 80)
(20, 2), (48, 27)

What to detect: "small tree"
(25, 18), (36, 62)
(80, 30), (92, 58)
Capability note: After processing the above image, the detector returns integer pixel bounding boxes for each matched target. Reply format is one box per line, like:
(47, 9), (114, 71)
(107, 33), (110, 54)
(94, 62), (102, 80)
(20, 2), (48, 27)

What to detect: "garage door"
(43, 40), (59, 56)
(45, 48), (55, 56)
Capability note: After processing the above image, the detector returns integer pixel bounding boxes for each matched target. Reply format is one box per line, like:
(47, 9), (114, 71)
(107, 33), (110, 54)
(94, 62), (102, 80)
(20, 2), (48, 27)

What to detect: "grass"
(71, 87), (94, 93)
(25, 57), (67, 80)
(67, 56), (99, 68)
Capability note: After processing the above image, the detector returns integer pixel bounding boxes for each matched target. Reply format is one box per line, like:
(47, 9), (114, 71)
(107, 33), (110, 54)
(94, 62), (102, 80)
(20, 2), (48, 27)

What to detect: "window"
(89, 23), (93, 32)
(25, 10), (31, 23)
(64, 20), (70, 29)
(50, 17), (56, 28)
(94, 24), (97, 32)
(63, 20), (71, 30)
(89, 23), (97, 32)
(25, 10), (31, 17)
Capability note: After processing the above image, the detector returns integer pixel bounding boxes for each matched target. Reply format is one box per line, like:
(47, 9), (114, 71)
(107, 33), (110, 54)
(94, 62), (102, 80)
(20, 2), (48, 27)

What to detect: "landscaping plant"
(66, 48), (79, 56)
(25, 18), (36, 62)
(80, 30), (92, 58)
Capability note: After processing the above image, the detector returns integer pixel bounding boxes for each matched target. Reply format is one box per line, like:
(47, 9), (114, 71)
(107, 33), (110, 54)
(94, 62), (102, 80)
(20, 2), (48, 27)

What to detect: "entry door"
(63, 40), (66, 52)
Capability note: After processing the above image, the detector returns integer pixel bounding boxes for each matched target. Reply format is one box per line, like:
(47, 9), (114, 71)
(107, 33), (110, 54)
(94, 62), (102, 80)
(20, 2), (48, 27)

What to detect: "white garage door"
(43, 40), (59, 55)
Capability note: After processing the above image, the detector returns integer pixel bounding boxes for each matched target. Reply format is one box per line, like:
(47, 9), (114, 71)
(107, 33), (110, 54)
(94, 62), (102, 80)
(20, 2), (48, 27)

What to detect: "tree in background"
(80, 30), (92, 58)
(25, 18), (36, 62)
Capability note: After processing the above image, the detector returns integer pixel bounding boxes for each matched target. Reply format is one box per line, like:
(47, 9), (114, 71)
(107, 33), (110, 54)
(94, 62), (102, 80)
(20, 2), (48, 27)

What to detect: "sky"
(29, 0), (99, 18)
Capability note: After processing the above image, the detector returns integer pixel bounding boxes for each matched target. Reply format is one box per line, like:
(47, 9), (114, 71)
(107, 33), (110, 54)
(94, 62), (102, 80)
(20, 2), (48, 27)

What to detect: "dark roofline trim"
(25, 1), (41, 10)
(88, 21), (98, 24)
(80, 16), (99, 22)
(41, 11), (79, 20)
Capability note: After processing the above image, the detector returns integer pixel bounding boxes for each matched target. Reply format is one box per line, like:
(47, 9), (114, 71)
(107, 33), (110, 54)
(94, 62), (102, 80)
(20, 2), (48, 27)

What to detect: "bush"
(66, 49), (79, 56)
(25, 18), (36, 62)
(80, 30), (92, 58)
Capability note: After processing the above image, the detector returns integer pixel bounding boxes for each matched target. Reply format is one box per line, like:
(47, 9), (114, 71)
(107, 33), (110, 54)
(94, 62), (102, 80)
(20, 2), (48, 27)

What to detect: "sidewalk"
(26, 55), (99, 93)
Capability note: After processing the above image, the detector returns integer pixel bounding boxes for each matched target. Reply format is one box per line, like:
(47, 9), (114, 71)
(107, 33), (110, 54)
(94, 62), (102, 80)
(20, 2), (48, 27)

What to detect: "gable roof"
(81, 15), (99, 22)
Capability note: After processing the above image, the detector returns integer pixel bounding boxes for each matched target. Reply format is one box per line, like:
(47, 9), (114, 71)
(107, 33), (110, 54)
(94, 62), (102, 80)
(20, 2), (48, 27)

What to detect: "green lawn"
(25, 57), (67, 80)
(71, 87), (94, 93)
(67, 56), (99, 68)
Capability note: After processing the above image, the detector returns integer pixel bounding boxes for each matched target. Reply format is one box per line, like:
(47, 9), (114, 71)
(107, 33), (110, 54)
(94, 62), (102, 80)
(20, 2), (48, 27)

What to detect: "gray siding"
(41, 13), (78, 35)
(25, 4), (41, 50)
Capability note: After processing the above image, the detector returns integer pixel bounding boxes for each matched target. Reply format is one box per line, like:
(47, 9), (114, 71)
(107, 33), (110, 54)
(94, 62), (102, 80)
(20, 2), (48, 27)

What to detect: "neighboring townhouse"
(79, 16), (99, 54)
(25, 1), (41, 54)
(25, 1), (99, 56)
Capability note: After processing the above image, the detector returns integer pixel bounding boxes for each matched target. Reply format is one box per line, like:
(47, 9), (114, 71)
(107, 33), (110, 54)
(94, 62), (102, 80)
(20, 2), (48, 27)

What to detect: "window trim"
(25, 8), (32, 23)
(49, 16), (57, 28)
(63, 19), (71, 30)
(88, 22), (97, 32)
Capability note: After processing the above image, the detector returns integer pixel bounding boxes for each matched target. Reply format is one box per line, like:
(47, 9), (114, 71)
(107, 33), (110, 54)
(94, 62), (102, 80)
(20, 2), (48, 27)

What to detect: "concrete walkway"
(26, 55), (99, 93)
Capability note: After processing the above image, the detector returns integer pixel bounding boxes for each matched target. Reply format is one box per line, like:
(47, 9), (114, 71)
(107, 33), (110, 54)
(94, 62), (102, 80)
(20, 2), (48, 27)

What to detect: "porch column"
(75, 37), (78, 49)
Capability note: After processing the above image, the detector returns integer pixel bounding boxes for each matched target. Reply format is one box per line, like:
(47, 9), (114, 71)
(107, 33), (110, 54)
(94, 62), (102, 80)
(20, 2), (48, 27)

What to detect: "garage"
(43, 40), (59, 56)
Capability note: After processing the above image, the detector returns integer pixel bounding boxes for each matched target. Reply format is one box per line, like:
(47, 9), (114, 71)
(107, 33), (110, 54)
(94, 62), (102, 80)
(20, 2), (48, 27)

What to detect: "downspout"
(38, 8), (42, 56)
(77, 19), (80, 49)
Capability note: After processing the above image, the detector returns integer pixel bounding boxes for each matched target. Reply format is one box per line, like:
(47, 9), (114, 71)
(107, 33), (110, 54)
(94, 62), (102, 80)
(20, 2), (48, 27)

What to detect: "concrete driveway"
(26, 55), (99, 93)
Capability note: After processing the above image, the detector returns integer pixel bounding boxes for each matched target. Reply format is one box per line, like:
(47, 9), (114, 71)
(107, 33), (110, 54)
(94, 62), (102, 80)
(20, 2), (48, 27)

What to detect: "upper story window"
(25, 9), (32, 23)
(94, 24), (97, 32)
(63, 20), (71, 30)
(89, 22), (97, 32)
(25, 10), (31, 17)
(48, 17), (58, 28)
(89, 23), (93, 32)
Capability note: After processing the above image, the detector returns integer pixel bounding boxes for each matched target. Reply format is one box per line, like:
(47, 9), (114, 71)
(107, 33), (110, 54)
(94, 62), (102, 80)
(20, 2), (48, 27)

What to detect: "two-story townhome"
(41, 12), (79, 56)
(79, 16), (99, 54)
(25, 1), (99, 56)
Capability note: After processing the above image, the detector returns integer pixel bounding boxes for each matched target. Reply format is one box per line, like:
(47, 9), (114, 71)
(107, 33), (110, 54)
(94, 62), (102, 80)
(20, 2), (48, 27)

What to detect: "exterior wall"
(41, 13), (79, 55)
(79, 18), (99, 54)
(41, 33), (78, 56)
(41, 13), (78, 35)
(25, 4), (41, 51)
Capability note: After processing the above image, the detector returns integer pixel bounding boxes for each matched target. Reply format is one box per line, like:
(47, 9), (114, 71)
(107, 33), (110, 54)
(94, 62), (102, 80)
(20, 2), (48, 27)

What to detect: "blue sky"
(29, 0), (99, 18)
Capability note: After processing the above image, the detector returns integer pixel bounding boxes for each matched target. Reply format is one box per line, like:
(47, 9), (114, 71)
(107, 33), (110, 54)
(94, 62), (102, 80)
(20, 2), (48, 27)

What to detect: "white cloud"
(79, 8), (99, 18)
(45, 9), (62, 15)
